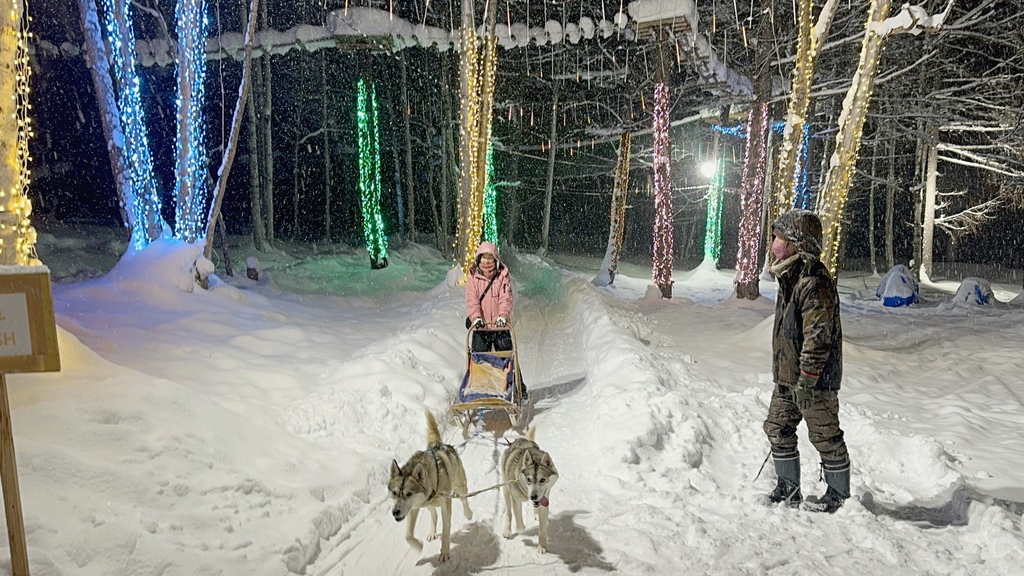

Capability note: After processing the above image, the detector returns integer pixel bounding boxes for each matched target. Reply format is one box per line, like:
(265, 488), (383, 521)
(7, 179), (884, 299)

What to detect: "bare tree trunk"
(541, 82), (559, 255)
(322, 54), (332, 242)
(203, 0), (259, 259)
(869, 136), (878, 274)
(401, 50), (416, 242)
(912, 121), (924, 275)
(885, 138), (895, 269)
(260, 0), (274, 244)
(921, 123), (939, 279)
(426, 123), (442, 252)
(78, 0), (134, 237)
(439, 54), (452, 256)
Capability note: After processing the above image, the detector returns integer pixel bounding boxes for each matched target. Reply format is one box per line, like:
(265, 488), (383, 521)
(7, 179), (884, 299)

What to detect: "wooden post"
(0, 374), (28, 575)
(0, 271), (62, 576)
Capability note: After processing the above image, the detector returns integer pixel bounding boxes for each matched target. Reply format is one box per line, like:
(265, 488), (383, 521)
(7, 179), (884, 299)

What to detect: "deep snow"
(3, 220), (1022, 575)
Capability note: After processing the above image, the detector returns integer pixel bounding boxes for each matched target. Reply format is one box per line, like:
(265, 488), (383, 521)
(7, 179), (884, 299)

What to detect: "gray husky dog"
(389, 411), (473, 562)
(501, 426), (559, 553)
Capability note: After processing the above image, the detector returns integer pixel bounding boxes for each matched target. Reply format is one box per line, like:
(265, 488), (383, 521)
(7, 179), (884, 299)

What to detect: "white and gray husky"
(389, 411), (473, 562)
(501, 426), (559, 553)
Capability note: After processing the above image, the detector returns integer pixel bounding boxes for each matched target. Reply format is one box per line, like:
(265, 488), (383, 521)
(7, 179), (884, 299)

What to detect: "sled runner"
(450, 323), (527, 437)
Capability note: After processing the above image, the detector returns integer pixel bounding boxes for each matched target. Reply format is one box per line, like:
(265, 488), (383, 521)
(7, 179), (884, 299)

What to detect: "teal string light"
(482, 141), (498, 246)
(173, 0), (210, 242)
(356, 78), (389, 269)
(702, 160), (725, 265)
(101, 0), (163, 250)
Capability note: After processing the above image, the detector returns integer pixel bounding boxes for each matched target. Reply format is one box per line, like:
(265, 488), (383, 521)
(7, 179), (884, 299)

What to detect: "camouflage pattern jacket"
(771, 211), (843, 391)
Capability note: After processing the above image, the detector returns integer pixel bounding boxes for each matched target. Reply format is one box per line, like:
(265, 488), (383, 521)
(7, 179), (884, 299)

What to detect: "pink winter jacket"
(465, 243), (513, 329)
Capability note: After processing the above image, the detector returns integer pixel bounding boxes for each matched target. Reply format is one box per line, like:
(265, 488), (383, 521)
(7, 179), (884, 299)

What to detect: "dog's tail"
(425, 410), (442, 445)
(525, 425), (537, 442)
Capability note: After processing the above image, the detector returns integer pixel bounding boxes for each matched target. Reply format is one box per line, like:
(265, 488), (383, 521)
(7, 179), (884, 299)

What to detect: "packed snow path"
(15, 240), (1024, 576)
(289, 255), (1024, 575)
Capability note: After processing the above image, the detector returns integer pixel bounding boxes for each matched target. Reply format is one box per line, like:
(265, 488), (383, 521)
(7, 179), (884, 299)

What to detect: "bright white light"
(699, 161), (717, 179)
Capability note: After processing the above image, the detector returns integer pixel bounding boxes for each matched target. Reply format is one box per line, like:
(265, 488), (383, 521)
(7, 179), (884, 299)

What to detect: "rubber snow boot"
(807, 459), (850, 513)
(766, 449), (801, 506)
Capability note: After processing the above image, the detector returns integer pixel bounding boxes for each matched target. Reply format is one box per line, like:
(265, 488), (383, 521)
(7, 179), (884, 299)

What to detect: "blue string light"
(792, 123), (813, 209)
(173, 0), (210, 242)
(101, 0), (163, 250)
(714, 121), (814, 209)
(711, 121), (787, 137)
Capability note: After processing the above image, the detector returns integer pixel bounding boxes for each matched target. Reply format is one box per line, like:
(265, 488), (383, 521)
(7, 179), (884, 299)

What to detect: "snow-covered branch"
(873, 0), (955, 37)
(933, 191), (1003, 235)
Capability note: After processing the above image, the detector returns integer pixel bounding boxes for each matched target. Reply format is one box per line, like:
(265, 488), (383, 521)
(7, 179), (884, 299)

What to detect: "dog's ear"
(390, 460), (401, 478)
(541, 452), (555, 470)
(412, 462), (427, 481)
(523, 451), (534, 466)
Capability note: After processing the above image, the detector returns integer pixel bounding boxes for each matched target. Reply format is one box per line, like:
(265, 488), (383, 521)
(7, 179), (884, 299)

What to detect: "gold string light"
(0, 0), (36, 265)
(457, 25), (498, 277)
(772, 0), (815, 218)
(818, 0), (891, 274)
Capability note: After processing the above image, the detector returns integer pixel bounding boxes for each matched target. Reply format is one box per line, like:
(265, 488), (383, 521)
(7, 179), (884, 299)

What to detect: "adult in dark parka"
(763, 209), (850, 513)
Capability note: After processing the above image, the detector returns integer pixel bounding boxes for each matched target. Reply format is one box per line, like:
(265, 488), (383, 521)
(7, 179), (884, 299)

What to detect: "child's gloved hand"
(472, 318), (485, 329)
(792, 373), (818, 410)
(495, 316), (507, 327)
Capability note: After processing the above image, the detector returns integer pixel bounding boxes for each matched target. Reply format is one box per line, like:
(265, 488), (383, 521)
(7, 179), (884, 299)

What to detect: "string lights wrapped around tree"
(734, 103), (769, 298)
(651, 82), (674, 298)
(102, 0), (162, 249)
(793, 123), (813, 209)
(772, 0), (817, 218)
(594, 132), (631, 286)
(702, 160), (725, 265)
(818, 0), (892, 274)
(356, 78), (389, 269)
(482, 141), (498, 245)
(173, 0), (209, 243)
(0, 0), (35, 265)
(611, 132), (631, 281)
(456, 24), (498, 276)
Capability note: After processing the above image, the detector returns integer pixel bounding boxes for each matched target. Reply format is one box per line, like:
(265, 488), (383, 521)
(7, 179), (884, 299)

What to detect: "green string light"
(482, 141), (498, 246)
(356, 78), (389, 269)
(703, 160), (725, 265)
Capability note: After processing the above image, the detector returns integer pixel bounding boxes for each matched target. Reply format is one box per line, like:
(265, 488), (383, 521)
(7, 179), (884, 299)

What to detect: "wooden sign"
(0, 268), (61, 575)
(0, 271), (60, 374)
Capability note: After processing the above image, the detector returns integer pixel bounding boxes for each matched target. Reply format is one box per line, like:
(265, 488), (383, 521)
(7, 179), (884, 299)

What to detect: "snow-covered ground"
(7, 220), (1024, 575)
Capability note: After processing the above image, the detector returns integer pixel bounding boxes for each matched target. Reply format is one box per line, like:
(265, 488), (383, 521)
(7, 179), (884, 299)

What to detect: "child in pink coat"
(465, 242), (527, 399)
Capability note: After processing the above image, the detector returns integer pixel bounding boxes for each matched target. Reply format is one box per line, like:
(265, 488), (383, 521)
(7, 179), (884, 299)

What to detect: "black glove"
(471, 318), (485, 330)
(495, 316), (507, 328)
(792, 373), (818, 410)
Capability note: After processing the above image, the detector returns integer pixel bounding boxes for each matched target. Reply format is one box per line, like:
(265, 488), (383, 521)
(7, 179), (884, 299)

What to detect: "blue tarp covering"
(876, 264), (919, 307)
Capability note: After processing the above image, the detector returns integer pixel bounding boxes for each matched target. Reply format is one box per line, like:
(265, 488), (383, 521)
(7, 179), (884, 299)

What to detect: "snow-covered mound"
(876, 264), (919, 307)
(951, 276), (995, 306)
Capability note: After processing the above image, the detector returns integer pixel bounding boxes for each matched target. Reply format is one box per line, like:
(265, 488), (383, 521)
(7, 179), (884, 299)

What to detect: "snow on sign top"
(0, 265), (50, 276)
(627, 0), (699, 25)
